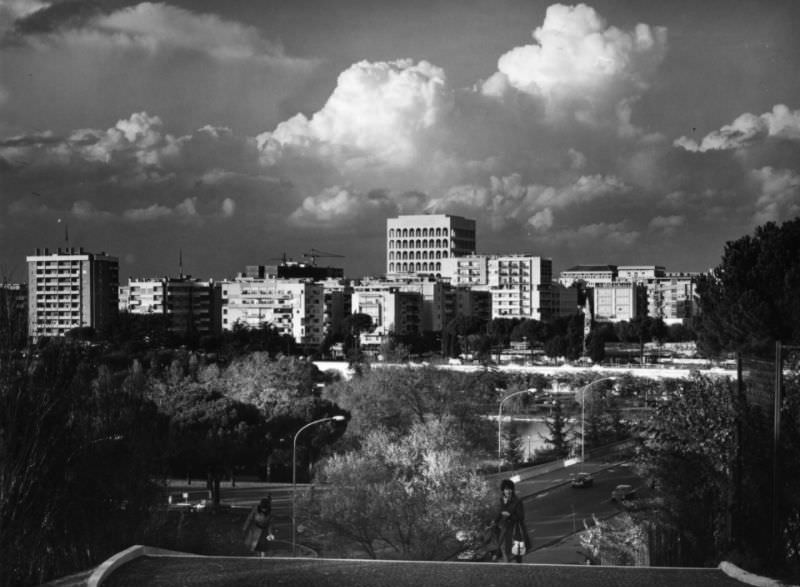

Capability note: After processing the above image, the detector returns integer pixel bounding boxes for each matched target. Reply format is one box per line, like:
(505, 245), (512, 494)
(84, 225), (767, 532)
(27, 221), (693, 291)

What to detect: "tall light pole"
(579, 377), (616, 466)
(292, 415), (345, 556)
(498, 389), (537, 472)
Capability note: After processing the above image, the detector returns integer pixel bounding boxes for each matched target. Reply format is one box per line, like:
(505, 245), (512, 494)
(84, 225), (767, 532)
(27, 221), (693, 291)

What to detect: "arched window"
(422, 228), (428, 237)
(402, 262), (408, 272)
(388, 252), (394, 261)
(416, 262), (422, 271)
(422, 262), (428, 271)
(436, 262), (441, 271)
(415, 239), (420, 248)
(442, 251), (448, 258)
(389, 263), (395, 272)
(436, 228), (442, 236)
(402, 252), (408, 260)
(416, 228), (422, 237)
(389, 229), (394, 238)
(402, 229), (408, 237)
(442, 228), (448, 236)
(415, 252), (421, 260)
(435, 251), (441, 259)
(422, 251), (427, 260)
(389, 240), (394, 249)
(402, 240), (408, 249)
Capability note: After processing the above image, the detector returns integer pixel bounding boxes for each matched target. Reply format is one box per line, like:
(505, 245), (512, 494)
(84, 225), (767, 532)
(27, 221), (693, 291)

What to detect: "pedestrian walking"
(243, 496), (275, 557)
(492, 479), (531, 563)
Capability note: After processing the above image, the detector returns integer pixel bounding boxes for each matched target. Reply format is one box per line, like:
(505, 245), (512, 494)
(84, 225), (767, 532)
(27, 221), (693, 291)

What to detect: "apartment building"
(617, 265), (666, 282)
(646, 272), (698, 324)
(351, 284), (422, 344)
(558, 265), (617, 288)
(439, 254), (489, 286)
(386, 214), (476, 276)
(219, 278), (325, 346)
(119, 275), (216, 336)
(27, 247), (118, 340)
(592, 281), (644, 322)
(488, 255), (555, 321)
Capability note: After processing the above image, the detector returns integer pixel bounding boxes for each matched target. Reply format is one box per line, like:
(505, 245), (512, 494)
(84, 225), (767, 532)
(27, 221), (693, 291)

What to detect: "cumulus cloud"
(428, 173), (629, 230)
(482, 3), (667, 126)
(751, 167), (800, 224)
(289, 186), (399, 228)
(675, 104), (800, 152)
(258, 59), (451, 169)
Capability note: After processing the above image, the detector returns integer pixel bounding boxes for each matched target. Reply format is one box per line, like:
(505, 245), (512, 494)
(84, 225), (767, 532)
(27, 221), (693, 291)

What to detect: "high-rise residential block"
(27, 247), (118, 340)
(488, 254), (555, 321)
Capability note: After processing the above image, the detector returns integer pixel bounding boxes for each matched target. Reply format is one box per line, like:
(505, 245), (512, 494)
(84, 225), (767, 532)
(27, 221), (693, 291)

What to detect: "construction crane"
(302, 248), (344, 266)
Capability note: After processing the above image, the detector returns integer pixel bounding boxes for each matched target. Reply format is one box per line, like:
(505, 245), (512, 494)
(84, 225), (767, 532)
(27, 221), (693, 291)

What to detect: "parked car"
(571, 472), (594, 488)
(611, 484), (637, 501)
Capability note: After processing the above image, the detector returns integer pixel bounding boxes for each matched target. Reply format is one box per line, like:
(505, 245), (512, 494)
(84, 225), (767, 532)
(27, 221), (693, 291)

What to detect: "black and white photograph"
(1, 1), (799, 585)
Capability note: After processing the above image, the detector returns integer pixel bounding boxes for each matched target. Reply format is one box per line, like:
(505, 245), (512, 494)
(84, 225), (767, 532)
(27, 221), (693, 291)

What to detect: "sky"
(1, 0), (799, 282)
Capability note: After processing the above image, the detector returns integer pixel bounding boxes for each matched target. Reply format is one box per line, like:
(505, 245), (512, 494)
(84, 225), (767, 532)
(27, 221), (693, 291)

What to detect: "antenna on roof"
(179, 248), (184, 278)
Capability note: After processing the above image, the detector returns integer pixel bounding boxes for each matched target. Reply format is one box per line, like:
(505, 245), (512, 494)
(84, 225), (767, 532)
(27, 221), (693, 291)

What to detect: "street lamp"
(579, 377), (616, 466)
(292, 415), (346, 556)
(498, 389), (537, 472)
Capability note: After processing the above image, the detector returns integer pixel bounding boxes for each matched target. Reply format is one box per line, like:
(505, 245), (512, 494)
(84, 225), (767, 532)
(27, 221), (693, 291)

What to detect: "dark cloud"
(13, 1), (105, 35)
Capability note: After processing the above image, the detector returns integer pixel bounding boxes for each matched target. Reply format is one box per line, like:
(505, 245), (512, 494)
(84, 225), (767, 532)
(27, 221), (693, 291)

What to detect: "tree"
(342, 313), (374, 356)
(0, 341), (164, 587)
(306, 421), (493, 560)
(160, 383), (264, 504)
(220, 353), (345, 480)
(693, 217), (800, 356)
(636, 373), (739, 565)
(322, 366), (496, 452)
(541, 400), (572, 458)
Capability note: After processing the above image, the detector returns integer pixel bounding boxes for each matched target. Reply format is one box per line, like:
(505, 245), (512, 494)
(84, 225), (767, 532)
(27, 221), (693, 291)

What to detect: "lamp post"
(579, 377), (616, 466)
(498, 389), (537, 472)
(292, 415), (345, 556)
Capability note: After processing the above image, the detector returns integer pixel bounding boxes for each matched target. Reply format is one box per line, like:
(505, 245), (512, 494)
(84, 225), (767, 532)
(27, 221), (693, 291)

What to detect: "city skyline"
(2, 0), (799, 282)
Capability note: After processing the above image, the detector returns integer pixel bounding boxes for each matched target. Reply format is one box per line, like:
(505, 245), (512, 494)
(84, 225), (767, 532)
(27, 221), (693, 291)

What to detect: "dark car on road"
(571, 472), (594, 488)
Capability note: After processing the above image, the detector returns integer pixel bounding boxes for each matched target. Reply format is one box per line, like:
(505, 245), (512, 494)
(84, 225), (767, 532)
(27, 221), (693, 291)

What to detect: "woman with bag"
(243, 496), (275, 557)
(493, 479), (531, 563)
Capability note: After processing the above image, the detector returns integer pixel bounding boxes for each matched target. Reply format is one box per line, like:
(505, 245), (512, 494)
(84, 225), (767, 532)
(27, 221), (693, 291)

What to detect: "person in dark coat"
(243, 496), (275, 557)
(493, 479), (531, 563)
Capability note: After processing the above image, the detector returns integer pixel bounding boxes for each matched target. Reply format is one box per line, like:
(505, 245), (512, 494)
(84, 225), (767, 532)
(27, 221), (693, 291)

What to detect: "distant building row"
(16, 215), (698, 343)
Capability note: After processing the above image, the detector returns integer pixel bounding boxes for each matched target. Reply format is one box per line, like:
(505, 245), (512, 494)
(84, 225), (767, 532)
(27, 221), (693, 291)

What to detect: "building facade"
(488, 255), (555, 321)
(351, 285), (422, 343)
(558, 265), (617, 288)
(592, 281), (644, 322)
(120, 276), (216, 336)
(645, 273), (698, 324)
(27, 247), (118, 340)
(219, 278), (325, 346)
(386, 214), (476, 276)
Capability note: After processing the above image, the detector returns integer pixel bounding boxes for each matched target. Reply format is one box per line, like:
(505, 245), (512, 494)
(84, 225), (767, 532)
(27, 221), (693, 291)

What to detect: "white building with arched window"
(386, 214), (476, 277)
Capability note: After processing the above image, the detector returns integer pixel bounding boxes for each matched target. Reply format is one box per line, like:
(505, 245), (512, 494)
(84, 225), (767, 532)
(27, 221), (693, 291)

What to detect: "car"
(571, 472), (594, 488)
(611, 484), (637, 501)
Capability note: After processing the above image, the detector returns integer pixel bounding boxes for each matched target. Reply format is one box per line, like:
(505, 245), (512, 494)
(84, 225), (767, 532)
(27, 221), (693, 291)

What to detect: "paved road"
(522, 462), (644, 551)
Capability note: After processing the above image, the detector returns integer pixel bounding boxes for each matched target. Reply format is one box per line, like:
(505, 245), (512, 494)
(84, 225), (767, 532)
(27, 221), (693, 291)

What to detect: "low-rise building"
(219, 278), (325, 346)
